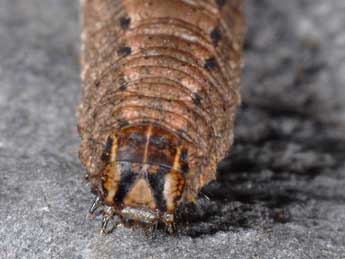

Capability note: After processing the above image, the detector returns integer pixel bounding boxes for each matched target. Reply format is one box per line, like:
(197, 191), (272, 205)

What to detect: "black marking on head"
(210, 27), (222, 47)
(150, 136), (167, 150)
(119, 77), (128, 91)
(114, 162), (138, 204)
(147, 166), (169, 211)
(191, 92), (202, 106)
(128, 132), (146, 145)
(215, 0), (227, 9)
(119, 16), (131, 30)
(204, 57), (218, 70)
(179, 150), (189, 173)
(101, 137), (113, 162)
(117, 46), (132, 57)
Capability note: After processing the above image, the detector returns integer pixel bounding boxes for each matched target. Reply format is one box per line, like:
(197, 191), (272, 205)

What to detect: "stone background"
(1, 0), (344, 258)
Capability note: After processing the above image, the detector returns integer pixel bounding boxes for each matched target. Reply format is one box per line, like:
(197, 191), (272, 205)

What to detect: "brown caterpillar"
(77, 0), (245, 233)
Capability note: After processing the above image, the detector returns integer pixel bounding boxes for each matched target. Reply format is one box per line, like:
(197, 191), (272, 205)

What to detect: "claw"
(87, 196), (101, 220)
(165, 222), (176, 236)
(100, 216), (110, 235)
(100, 207), (118, 235)
(89, 196), (101, 214)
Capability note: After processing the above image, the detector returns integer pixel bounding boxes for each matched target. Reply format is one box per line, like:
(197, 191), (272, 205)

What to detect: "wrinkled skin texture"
(77, 0), (245, 229)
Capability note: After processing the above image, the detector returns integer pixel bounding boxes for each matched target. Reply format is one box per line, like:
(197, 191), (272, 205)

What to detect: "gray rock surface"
(1, 0), (345, 258)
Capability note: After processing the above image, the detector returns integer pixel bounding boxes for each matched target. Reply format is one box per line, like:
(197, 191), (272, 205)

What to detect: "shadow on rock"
(176, 105), (345, 237)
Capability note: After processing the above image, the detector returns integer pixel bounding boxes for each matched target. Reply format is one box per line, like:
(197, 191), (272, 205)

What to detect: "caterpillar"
(77, 0), (245, 234)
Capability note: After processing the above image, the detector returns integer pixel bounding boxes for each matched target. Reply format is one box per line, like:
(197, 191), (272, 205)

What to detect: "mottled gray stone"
(0, 0), (344, 258)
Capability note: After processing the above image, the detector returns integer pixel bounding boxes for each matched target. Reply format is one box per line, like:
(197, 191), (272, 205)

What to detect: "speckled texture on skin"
(78, 0), (245, 203)
(1, 0), (345, 258)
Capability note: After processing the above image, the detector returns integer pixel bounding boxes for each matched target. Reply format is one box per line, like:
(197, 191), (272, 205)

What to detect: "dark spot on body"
(180, 150), (188, 163)
(117, 119), (129, 128)
(192, 92), (202, 106)
(95, 81), (100, 87)
(117, 46), (132, 57)
(210, 27), (222, 47)
(215, 0), (227, 9)
(204, 57), (218, 70)
(119, 77), (128, 91)
(101, 137), (113, 162)
(223, 103), (227, 112)
(119, 16), (131, 30)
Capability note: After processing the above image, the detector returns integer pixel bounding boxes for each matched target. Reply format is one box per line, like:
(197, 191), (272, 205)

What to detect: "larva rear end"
(77, 0), (245, 233)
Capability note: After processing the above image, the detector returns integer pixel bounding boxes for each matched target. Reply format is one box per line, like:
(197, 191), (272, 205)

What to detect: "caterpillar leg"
(165, 222), (177, 235)
(86, 196), (101, 220)
(100, 206), (119, 235)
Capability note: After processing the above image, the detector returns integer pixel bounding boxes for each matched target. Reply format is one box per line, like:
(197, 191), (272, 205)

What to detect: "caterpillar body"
(78, 0), (245, 233)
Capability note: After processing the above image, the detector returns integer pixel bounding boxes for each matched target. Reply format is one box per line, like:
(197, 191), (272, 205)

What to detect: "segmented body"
(78, 0), (245, 231)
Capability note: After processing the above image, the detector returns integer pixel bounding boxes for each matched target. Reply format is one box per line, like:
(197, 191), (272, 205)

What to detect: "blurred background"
(0, 0), (344, 258)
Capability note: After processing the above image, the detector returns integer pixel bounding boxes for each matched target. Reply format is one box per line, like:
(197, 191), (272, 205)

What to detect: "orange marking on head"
(132, 163), (141, 173)
(103, 164), (121, 205)
(147, 164), (160, 175)
(110, 135), (118, 162)
(163, 170), (185, 213)
(172, 146), (182, 171)
(142, 124), (153, 164)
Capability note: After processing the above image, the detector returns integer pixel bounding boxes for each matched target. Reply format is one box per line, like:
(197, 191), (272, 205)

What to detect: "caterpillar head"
(99, 124), (188, 231)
